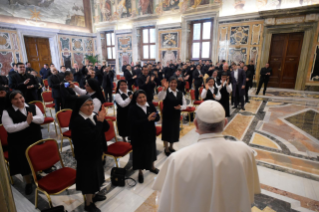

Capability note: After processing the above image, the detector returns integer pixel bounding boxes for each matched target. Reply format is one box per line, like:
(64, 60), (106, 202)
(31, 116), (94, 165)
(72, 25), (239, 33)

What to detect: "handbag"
(111, 167), (137, 187)
(41, 205), (65, 212)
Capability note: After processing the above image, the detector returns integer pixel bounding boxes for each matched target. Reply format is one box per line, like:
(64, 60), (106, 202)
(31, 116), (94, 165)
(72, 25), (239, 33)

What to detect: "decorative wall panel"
(60, 37), (71, 51)
(158, 29), (181, 65)
(116, 34), (133, 73)
(160, 32), (179, 48)
(117, 35), (132, 51)
(72, 38), (84, 51)
(118, 52), (132, 69)
(228, 48), (247, 65)
(0, 29), (23, 75)
(230, 26), (249, 45)
(161, 50), (179, 65)
(251, 24), (261, 45)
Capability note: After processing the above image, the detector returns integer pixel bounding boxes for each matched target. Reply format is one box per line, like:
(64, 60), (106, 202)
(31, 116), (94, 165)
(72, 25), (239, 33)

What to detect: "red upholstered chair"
(103, 119), (132, 167)
(29, 101), (57, 136)
(116, 75), (121, 80)
(190, 89), (203, 106)
(132, 85), (139, 92)
(181, 106), (196, 124)
(25, 139), (79, 208)
(112, 82), (117, 94)
(102, 90), (116, 116)
(199, 87), (204, 99)
(156, 126), (162, 136)
(42, 91), (55, 117)
(43, 79), (49, 91)
(152, 102), (159, 107)
(157, 86), (163, 93)
(55, 109), (74, 157)
(120, 76), (125, 80)
(0, 124), (13, 185)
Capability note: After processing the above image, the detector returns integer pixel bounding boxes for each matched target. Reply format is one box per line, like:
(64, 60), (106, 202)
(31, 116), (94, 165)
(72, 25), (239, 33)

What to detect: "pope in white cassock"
(153, 100), (261, 212)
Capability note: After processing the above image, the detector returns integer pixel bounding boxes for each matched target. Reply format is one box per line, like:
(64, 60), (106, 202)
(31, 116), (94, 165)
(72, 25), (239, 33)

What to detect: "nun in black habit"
(128, 90), (160, 183)
(1, 90), (44, 195)
(114, 80), (133, 142)
(217, 72), (232, 117)
(201, 77), (221, 101)
(70, 96), (109, 212)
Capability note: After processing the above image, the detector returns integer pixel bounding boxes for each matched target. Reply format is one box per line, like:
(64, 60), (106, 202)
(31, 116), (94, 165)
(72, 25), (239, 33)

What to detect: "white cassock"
(152, 133), (261, 212)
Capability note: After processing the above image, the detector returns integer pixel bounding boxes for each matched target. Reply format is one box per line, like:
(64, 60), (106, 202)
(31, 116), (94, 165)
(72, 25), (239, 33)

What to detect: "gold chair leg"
(114, 157), (119, 167)
(60, 137), (64, 152)
(35, 188), (39, 208)
(49, 109), (53, 118)
(113, 105), (115, 116)
(67, 138), (75, 157)
(44, 191), (53, 208)
(53, 121), (58, 137)
(188, 113), (191, 124)
(47, 124), (50, 133)
(6, 161), (13, 185)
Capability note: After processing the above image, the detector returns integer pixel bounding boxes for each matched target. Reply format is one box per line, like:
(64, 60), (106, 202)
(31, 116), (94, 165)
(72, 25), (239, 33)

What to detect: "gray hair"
(196, 116), (225, 133)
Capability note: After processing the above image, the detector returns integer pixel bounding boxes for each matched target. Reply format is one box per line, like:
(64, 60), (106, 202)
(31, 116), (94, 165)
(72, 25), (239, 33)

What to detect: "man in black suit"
(95, 64), (104, 86)
(256, 63), (272, 95)
(80, 59), (89, 88)
(0, 71), (9, 92)
(31, 70), (43, 101)
(122, 61), (128, 73)
(8, 63), (18, 89)
(244, 65), (253, 103)
(174, 68), (188, 94)
(40, 64), (50, 80)
(193, 64), (204, 100)
(230, 63), (246, 110)
(60, 71), (77, 109)
(102, 66), (114, 102)
(10, 63), (38, 102)
(247, 60), (256, 78)
(25, 62), (35, 75)
(164, 62), (175, 80)
(137, 65), (156, 102)
(124, 65), (137, 90)
(48, 68), (63, 112)
(71, 63), (82, 86)
(202, 61), (211, 75)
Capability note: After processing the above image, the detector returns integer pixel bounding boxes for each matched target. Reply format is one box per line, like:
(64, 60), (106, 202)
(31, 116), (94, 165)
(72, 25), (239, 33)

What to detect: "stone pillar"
(181, 19), (190, 61)
(132, 27), (140, 63)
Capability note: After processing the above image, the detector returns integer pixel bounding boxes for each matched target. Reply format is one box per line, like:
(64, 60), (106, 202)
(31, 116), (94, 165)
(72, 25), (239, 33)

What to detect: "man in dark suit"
(71, 63), (82, 86)
(8, 63), (18, 88)
(60, 71), (77, 109)
(25, 62), (35, 75)
(256, 63), (272, 95)
(102, 66), (114, 102)
(230, 63), (246, 110)
(0, 71), (9, 92)
(122, 61), (128, 73)
(10, 63), (38, 102)
(124, 65), (137, 90)
(137, 65), (156, 102)
(80, 59), (89, 88)
(247, 60), (256, 77)
(164, 62), (175, 80)
(95, 64), (104, 86)
(193, 64), (204, 100)
(40, 64), (50, 79)
(48, 68), (63, 112)
(31, 70), (43, 101)
(174, 68), (187, 94)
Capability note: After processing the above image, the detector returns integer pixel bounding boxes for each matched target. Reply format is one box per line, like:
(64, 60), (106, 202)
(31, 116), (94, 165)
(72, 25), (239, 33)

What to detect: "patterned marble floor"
(8, 88), (319, 212)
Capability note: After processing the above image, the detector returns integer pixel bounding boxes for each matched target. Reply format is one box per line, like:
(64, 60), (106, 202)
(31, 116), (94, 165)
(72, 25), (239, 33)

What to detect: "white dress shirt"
(79, 111), (96, 125)
(157, 88), (187, 110)
(234, 69), (238, 82)
(136, 102), (149, 114)
(201, 86), (221, 100)
(73, 85), (101, 113)
(2, 103), (44, 133)
(114, 90), (132, 108)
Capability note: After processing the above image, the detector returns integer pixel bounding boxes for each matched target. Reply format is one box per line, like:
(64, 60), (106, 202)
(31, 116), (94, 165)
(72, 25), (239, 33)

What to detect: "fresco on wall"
(163, 0), (180, 11)
(117, 0), (132, 18)
(0, 0), (86, 27)
(0, 33), (12, 49)
(311, 45), (319, 81)
(118, 52), (132, 72)
(161, 33), (179, 48)
(190, 0), (210, 8)
(230, 26), (249, 45)
(118, 36), (132, 51)
(161, 50), (178, 65)
(138, 0), (153, 15)
(92, 0), (113, 23)
(0, 52), (14, 75)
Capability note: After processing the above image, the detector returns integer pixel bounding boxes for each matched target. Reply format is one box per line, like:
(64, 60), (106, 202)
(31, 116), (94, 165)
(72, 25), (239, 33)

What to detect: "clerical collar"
(136, 102), (149, 108)
(168, 88), (178, 93)
(119, 89), (131, 95)
(87, 91), (96, 96)
(12, 103), (29, 111)
(79, 111), (95, 123)
(198, 133), (224, 142)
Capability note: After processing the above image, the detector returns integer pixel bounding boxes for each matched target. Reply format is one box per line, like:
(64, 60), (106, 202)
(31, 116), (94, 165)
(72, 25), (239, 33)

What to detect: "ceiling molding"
(259, 5), (319, 18)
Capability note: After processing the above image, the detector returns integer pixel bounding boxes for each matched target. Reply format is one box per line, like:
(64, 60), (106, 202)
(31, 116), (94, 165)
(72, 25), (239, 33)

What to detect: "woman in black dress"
(70, 96), (109, 212)
(1, 90), (44, 195)
(201, 77), (221, 101)
(114, 80), (132, 142)
(157, 77), (187, 156)
(71, 78), (106, 114)
(129, 90), (160, 183)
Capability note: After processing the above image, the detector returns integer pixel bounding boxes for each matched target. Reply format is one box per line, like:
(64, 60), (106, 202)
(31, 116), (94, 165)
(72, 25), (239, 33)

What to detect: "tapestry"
(161, 32), (179, 48)
(161, 50), (178, 65)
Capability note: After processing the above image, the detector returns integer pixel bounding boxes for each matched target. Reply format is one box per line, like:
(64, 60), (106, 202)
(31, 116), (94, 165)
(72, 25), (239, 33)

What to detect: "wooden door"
(268, 32), (304, 88)
(24, 37), (52, 73)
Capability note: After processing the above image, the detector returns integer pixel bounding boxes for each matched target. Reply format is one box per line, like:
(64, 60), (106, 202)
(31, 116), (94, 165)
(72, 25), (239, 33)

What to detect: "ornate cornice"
(259, 5), (319, 19)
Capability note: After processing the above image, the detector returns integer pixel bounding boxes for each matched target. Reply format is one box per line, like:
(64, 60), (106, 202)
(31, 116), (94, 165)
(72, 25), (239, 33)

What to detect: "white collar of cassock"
(168, 87), (178, 93)
(234, 69), (238, 72)
(12, 103), (29, 111)
(88, 91), (96, 96)
(198, 133), (224, 142)
(79, 111), (95, 124)
(119, 89), (131, 95)
(136, 102), (149, 108)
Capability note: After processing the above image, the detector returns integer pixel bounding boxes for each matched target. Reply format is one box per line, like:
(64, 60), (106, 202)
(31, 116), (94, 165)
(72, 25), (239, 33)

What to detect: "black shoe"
(138, 173), (144, 183)
(150, 168), (159, 174)
(245, 101), (250, 103)
(255, 93), (258, 95)
(169, 148), (176, 152)
(93, 194), (106, 203)
(164, 149), (171, 157)
(263, 93), (265, 95)
(25, 183), (33, 195)
(84, 203), (101, 212)
(241, 107), (245, 111)
(43, 166), (56, 174)
(232, 106), (237, 109)
(36, 174), (43, 181)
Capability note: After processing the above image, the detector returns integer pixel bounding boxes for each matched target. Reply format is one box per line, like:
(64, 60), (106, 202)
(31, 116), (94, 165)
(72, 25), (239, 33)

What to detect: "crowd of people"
(0, 58), (269, 212)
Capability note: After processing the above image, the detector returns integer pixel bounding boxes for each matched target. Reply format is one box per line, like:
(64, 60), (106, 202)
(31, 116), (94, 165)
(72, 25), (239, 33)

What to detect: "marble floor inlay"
(223, 113), (254, 140)
(250, 133), (282, 150)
